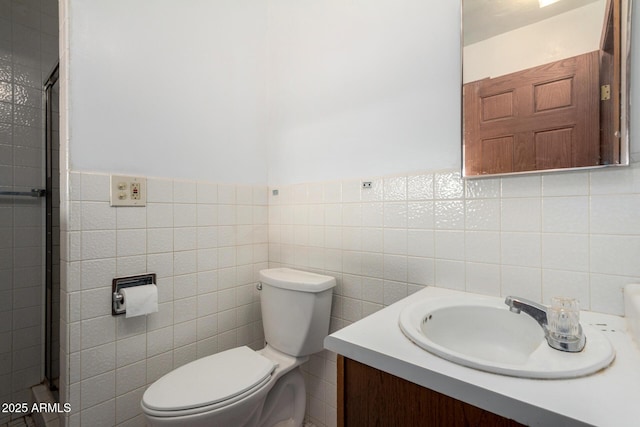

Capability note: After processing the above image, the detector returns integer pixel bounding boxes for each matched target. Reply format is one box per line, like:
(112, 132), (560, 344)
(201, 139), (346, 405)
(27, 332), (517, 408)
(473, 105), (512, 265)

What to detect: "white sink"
(399, 294), (615, 379)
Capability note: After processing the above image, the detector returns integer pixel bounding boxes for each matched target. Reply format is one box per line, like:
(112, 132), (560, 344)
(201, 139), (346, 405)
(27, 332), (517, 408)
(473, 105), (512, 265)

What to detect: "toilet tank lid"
(259, 268), (336, 292)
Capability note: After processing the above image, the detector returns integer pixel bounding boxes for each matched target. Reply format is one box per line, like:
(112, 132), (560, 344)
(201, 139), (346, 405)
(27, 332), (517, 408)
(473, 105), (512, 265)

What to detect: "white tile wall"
(56, 163), (640, 427)
(268, 164), (640, 427)
(59, 172), (268, 426)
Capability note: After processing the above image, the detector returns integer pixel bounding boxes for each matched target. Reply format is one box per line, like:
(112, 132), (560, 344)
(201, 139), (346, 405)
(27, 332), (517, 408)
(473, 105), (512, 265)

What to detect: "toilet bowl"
(141, 268), (336, 427)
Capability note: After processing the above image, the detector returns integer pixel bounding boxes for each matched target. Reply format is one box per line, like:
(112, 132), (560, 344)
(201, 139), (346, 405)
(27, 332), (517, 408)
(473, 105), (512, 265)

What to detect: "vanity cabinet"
(337, 356), (524, 427)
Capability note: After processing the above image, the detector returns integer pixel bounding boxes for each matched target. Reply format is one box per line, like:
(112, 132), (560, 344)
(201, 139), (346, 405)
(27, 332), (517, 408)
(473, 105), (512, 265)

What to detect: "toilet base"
(258, 367), (306, 427)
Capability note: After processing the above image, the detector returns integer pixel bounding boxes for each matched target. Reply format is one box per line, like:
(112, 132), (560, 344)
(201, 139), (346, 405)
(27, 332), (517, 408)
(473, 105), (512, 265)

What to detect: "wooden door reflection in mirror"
(462, 0), (630, 177)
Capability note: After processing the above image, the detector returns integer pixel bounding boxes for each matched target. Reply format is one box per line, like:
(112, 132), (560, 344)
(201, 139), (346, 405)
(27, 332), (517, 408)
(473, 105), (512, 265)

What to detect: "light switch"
(110, 175), (146, 207)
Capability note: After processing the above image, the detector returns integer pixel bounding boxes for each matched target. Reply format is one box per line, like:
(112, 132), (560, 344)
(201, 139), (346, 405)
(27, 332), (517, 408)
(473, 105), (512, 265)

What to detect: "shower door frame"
(44, 63), (59, 393)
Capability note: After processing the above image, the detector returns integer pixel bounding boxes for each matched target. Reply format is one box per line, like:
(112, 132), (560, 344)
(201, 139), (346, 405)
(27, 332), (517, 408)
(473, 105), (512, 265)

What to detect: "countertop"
(324, 286), (640, 427)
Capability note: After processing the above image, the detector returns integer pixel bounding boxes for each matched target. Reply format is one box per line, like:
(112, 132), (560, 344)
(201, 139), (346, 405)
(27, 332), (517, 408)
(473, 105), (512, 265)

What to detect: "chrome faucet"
(505, 296), (586, 352)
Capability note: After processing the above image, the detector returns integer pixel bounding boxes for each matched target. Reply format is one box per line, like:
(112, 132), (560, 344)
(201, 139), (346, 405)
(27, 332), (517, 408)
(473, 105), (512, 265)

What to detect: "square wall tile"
(465, 199), (500, 231)
(383, 202), (407, 228)
(196, 182), (217, 204)
(408, 173), (434, 200)
(590, 194), (640, 235)
(146, 178), (173, 203)
(81, 173), (109, 202)
(501, 232), (541, 268)
(361, 203), (383, 227)
(407, 229), (434, 258)
(147, 204), (173, 228)
(434, 259), (465, 291)
(217, 184), (236, 204)
(383, 176), (407, 201)
(435, 200), (464, 230)
(434, 171), (464, 199)
(116, 207), (146, 230)
(501, 198), (540, 232)
(465, 177), (500, 199)
(173, 180), (197, 204)
(590, 235), (640, 277)
(542, 196), (588, 233)
(541, 234), (588, 272)
(407, 257), (434, 286)
(81, 203), (115, 231)
(81, 315), (116, 350)
(501, 175), (541, 198)
(117, 229), (146, 257)
(323, 182), (342, 203)
(465, 262), (500, 296)
(383, 229), (407, 255)
(435, 230), (465, 261)
(407, 202), (433, 229)
(465, 231), (500, 264)
(542, 171), (589, 196)
(236, 185), (253, 205)
(341, 180), (361, 203)
(81, 230), (116, 260)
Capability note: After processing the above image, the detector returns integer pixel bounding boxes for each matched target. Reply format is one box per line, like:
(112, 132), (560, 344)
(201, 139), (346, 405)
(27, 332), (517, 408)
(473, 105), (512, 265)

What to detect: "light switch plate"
(110, 175), (147, 207)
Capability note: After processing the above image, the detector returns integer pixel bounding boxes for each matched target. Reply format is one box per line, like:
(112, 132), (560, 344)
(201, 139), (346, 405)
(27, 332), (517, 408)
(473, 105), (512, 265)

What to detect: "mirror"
(462, 0), (632, 177)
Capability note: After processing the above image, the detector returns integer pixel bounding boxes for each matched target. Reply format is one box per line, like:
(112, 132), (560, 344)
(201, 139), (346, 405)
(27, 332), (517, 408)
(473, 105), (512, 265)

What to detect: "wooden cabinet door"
(338, 356), (524, 427)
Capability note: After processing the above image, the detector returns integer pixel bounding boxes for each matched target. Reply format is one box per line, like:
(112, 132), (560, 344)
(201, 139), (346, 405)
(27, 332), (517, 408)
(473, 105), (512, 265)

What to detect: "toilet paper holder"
(112, 273), (157, 316)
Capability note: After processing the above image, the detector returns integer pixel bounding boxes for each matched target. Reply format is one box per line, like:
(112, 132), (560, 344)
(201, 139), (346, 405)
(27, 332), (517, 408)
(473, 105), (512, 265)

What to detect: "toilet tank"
(259, 268), (336, 357)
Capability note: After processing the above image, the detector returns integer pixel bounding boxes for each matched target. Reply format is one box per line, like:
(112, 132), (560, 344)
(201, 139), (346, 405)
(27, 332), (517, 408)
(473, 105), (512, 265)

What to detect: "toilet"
(141, 268), (336, 427)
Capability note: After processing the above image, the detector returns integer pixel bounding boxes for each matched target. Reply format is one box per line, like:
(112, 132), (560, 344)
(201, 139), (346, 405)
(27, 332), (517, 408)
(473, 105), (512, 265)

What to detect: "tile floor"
(1, 416), (35, 427)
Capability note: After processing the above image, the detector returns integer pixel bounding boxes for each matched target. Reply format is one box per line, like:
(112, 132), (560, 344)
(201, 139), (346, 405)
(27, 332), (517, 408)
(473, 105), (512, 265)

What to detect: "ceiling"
(463, 0), (603, 45)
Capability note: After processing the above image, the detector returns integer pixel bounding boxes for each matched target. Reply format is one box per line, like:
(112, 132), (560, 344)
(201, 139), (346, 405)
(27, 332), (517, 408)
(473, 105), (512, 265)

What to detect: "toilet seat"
(142, 346), (276, 417)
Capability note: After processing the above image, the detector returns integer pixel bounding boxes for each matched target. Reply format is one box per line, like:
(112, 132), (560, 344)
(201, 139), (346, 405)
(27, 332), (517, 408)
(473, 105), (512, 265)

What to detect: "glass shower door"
(44, 64), (60, 398)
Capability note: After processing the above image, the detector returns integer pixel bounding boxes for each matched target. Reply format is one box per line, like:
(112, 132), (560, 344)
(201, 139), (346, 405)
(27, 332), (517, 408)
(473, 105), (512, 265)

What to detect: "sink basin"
(399, 295), (615, 379)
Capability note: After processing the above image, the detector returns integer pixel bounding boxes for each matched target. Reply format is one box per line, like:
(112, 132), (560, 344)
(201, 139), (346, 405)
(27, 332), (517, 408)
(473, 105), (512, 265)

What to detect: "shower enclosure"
(0, 0), (60, 422)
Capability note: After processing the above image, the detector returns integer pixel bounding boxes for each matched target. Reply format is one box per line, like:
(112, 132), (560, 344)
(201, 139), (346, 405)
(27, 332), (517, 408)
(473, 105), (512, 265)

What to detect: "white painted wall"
(67, 0), (268, 184)
(265, 0), (461, 185)
(65, 0), (637, 186)
(463, 1), (606, 83)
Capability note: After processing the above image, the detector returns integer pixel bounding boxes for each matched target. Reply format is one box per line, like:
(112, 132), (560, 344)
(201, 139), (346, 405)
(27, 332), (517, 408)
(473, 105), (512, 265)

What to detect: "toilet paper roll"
(121, 284), (158, 318)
